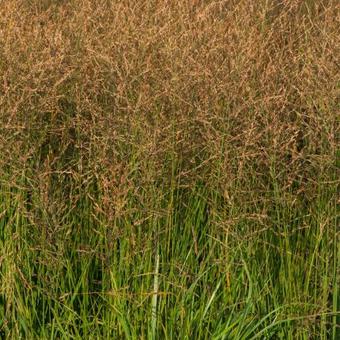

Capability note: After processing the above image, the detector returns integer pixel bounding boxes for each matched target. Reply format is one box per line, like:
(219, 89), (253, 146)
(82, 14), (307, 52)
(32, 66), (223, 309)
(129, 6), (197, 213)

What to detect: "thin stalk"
(151, 241), (160, 340)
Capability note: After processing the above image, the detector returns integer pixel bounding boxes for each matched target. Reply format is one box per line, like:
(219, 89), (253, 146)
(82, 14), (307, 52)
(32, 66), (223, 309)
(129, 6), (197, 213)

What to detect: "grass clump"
(0, 0), (339, 339)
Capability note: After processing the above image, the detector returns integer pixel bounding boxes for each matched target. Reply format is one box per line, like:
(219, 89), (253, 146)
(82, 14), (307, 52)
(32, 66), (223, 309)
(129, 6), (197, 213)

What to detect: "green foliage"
(0, 158), (338, 339)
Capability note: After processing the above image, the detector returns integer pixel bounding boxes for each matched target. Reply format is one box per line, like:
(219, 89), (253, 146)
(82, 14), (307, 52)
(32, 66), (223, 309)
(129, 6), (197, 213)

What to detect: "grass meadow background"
(0, 0), (339, 338)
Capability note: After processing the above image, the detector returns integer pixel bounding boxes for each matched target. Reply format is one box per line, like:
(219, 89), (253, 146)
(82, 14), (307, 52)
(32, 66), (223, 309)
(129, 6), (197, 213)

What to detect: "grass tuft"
(0, 0), (339, 338)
